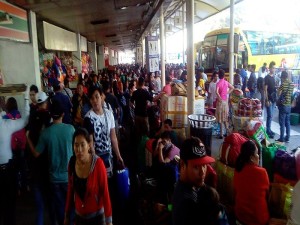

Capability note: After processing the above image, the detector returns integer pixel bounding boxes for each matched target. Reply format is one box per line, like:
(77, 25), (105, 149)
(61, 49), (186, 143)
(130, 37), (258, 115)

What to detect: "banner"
(145, 36), (159, 72)
(0, 0), (29, 42)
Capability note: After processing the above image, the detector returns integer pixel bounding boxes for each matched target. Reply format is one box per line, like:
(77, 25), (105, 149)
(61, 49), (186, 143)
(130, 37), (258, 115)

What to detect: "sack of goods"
(171, 82), (187, 96)
(245, 120), (264, 137)
(237, 98), (262, 117)
(249, 125), (269, 148)
(268, 183), (293, 219)
(262, 143), (286, 182)
(273, 149), (298, 181)
(219, 133), (249, 167)
(230, 88), (243, 104)
(215, 160), (235, 204)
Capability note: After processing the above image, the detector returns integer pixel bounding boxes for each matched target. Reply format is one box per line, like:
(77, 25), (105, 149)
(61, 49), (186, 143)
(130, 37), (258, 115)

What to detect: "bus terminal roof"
(7, 0), (243, 51)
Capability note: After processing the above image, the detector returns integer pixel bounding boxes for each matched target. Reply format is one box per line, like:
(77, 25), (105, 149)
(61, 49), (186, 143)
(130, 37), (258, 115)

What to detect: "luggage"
(219, 133), (248, 167)
(145, 138), (155, 167)
(215, 160), (235, 204)
(249, 125), (269, 148)
(262, 143), (286, 182)
(205, 164), (217, 188)
(268, 183), (293, 219)
(230, 88), (243, 104)
(273, 173), (297, 187)
(273, 149), (297, 181)
(171, 82), (187, 96)
(237, 98), (262, 117)
(295, 148), (300, 179)
(115, 168), (130, 208)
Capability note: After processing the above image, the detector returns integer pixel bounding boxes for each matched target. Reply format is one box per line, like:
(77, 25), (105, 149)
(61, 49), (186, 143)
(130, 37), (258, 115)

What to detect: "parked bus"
(197, 28), (300, 74)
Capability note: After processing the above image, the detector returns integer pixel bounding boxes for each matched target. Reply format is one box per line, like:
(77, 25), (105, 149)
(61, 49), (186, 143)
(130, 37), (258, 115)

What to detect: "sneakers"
(284, 137), (290, 143)
(267, 130), (275, 139)
(276, 138), (289, 143)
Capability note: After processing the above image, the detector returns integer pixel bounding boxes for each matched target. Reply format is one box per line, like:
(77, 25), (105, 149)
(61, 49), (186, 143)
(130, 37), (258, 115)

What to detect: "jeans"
(33, 182), (56, 225)
(0, 161), (17, 225)
(266, 102), (275, 134)
(278, 105), (291, 141)
(249, 90), (255, 99)
(50, 182), (68, 225)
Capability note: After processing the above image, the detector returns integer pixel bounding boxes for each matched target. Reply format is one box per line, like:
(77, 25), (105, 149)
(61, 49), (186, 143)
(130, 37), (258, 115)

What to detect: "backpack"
(219, 133), (249, 167)
(11, 129), (27, 151)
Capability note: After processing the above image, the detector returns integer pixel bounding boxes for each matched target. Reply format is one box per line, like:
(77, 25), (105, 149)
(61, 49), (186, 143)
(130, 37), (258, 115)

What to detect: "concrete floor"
(15, 107), (300, 225)
(211, 107), (300, 159)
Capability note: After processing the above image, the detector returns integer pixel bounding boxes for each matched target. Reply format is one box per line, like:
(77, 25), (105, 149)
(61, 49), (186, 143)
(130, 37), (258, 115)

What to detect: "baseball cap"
(180, 137), (215, 165)
(37, 91), (48, 104)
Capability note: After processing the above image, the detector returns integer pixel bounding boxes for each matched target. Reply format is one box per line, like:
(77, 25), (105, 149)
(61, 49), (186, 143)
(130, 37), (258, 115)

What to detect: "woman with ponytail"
(233, 140), (270, 225)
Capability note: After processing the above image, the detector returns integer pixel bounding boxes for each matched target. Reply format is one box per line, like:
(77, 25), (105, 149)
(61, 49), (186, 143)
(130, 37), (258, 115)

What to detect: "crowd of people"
(0, 62), (299, 225)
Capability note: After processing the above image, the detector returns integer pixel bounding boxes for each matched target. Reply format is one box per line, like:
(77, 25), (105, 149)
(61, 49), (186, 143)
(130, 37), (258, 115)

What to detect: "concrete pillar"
(89, 41), (97, 73)
(186, 0), (195, 115)
(29, 11), (42, 90)
(182, 2), (185, 65)
(160, 6), (166, 87)
(97, 45), (105, 70)
(73, 33), (82, 74)
(229, 0), (235, 84)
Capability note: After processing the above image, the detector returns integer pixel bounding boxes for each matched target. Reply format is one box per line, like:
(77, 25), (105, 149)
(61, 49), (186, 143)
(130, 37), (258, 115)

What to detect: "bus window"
(202, 47), (215, 69)
(215, 46), (229, 69)
(215, 34), (229, 69)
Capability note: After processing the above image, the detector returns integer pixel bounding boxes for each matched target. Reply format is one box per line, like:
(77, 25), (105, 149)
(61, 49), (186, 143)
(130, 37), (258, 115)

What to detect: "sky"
(120, 0), (300, 63)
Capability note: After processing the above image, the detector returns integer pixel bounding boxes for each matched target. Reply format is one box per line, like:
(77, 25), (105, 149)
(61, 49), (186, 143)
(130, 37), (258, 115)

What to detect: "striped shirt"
(279, 80), (294, 106)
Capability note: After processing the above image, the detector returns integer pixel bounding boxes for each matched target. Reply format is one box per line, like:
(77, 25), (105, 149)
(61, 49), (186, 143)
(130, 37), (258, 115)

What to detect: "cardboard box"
(160, 95), (205, 128)
(232, 114), (263, 132)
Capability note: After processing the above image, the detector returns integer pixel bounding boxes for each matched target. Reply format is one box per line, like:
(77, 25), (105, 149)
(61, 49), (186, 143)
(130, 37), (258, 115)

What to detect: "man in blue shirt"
(30, 100), (74, 225)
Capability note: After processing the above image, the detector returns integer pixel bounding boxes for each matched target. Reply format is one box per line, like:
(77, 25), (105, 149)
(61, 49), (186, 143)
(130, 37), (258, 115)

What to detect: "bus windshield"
(202, 34), (230, 71)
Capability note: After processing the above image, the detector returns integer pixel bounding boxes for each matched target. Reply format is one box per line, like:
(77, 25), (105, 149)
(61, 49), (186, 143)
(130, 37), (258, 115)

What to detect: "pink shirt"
(216, 78), (229, 101)
(165, 144), (180, 161)
(162, 84), (171, 95)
